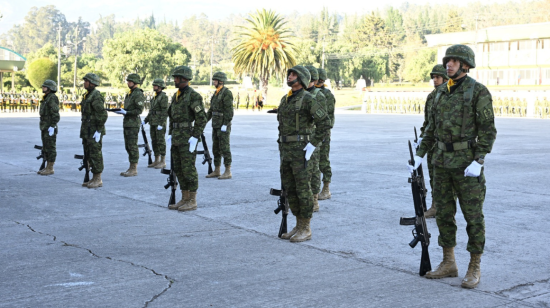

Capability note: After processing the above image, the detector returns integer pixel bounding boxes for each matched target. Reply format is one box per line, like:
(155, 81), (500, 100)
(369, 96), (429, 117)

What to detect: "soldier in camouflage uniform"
(143, 78), (169, 169)
(115, 73), (145, 177)
(167, 66), (207, 212)
(412, 44), (497, 289)
(80, 73), (108, 188)
(418, 64), (449, 218)
(206, 72), (234, 180)
(277, 65), (330, 242)
(316, 68), (336, 200)
(37, 80), (60, 175)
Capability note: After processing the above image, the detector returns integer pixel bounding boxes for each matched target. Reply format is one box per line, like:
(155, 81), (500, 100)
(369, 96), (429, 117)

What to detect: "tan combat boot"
(148, 156), (160, 168)
(122, 163), (138, 177)
(218, 165), (232, 180)
(169, 190), (189, 210)
(120, 164), (131, 176)
(40, 162), (55, 176)
(313, 194), (320, 212)
(290, 217), (312, 242)
(87, 173), (103, 188)
(178, 191), (197, 211)
(461, 253), (482, 289)
(318, 182), (331, 200)
(281, 216), (300, 240)
(154, 156), (166, 169)
(424, 200), (437, 218)
(206, 165), (221, 178)
(425, 247), (458, 279)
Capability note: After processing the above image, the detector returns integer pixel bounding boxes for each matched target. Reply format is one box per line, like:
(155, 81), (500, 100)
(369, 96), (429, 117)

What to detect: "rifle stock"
(74, 153), (90, 183)
(161, 155), (178, 207)
(139, 118), (153, 165)
(198, 133), (214, 174)
(270, 183), (289, 238)
(35, 145), (46, 171)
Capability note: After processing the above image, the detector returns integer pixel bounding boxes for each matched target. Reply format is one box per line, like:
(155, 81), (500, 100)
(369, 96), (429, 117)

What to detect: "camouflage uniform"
(144, 85), (168, 157)
(39, 90), (60, 162)
(80, 86), (108, 174)
(317, 68), (335, 186)
(123, 74), (145, 164)
(207, 73), (234, 167)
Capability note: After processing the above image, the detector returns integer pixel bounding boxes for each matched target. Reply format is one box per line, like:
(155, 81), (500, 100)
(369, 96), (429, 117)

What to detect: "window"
(518, 40), (534, 50)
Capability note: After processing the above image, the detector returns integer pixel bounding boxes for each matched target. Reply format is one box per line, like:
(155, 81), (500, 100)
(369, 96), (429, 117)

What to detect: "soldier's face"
(446, 58), (460, 76)
(174, 77), (188, 88)
(213, 80), (219, 87)
(317, 79), (325, 86)
(153, 85), (160, 92)
(288, 72), (298, 83)
(432, 76), (445, 87)
(42, 87), (48, 94)
(84, 80), (91, 90)
(127, 81), (135, 89)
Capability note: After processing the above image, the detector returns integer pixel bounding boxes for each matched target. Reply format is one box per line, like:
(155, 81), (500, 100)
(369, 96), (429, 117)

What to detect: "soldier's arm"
(49, 96), (60, 127)
(167, 101), (173, 136)
(474, 87), (497, 159)
(308, 96), (330, 146)
(420, 91), (435, 138)
(91, 92), (108, 131)
(328, 92), (336, 128)
(160, 93), (169, 119)
(191, 92), (207, 138)
(125, 92), (145, 116)
(417, 100), (436, 157)
(223, 90), (234, 125)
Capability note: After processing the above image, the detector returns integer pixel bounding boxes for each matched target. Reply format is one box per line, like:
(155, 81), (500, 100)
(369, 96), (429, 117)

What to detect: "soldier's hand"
(221, 125), (227, 132)
(93, 131), (101, 143)
(114, 109), (127, 115)
(157, 125), (163, 130)
(47, 127), (55, 136)
(408, 155), (423, 173)
(413, 137), (423, 149)
(303, 143), (316, 161)
(141, 120), (146, 126)
(464, 161), (483, 177)
(188, 136), (199, 153)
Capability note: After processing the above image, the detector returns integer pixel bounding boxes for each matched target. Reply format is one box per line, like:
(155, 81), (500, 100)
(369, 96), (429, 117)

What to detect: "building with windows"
(0, 47), (26, 91)
(426, 22), (550, 86)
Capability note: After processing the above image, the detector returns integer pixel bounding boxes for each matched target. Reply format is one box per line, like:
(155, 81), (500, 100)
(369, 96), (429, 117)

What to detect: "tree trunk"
(260, 75), (269, 104)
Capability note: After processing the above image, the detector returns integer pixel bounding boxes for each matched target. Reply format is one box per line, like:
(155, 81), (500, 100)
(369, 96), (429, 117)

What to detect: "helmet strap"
(287, 79), (298, 87)
(449, 61), (464, 79)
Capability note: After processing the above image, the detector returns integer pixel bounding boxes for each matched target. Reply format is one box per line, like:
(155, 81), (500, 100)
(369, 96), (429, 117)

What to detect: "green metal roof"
(0, 46), (26, 72)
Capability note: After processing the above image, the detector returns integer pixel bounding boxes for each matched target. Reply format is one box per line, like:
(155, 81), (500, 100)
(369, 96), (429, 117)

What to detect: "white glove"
(221, 125), (227, 132)
(141, 120), (146, 125)
(303, 142), (316, 161)
(166, 135), (172, 147)
(48, 127), (54, 136)
(157, 125), (163, 130)
(188, 136), (199, 153)
(464, 161), (483, 177)
(114, 109), (127, 115)
(408, 155), (423, 173)
(93, 131), (101, 143)
(413, 137), (423, 149)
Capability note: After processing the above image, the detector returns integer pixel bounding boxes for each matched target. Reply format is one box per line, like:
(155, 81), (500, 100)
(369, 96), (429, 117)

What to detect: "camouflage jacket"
(420, 89), (436, 138)
(418, 76), (497, 168)
(307, 87), (327, 141)
(144, 91), (168, 126)
(277, 89), (330, 162)
(39, 93), (60, 131)
(80, 89), (108, 139)
(123, 87), (145, 128)
(319, 86), (336, 128)
(207, 86), (234, 128)
(168, 86), (207, 146)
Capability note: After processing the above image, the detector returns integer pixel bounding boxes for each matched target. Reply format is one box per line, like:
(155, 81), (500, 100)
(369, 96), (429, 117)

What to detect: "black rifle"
(34, 145), (46, 171)
(138, 117), (153, 166)
(105, 108), (121, 112)
(160, 155), (178, 207)
(400, 140), (432, 276)
(196, 133), (213, 174)
(270, 181), (289, 238)
(74, 153), (90, 184)
(413, 127), (428, 212)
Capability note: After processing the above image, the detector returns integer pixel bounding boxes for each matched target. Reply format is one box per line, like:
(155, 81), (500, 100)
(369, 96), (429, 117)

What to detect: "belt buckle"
(445, 143), (454, 152)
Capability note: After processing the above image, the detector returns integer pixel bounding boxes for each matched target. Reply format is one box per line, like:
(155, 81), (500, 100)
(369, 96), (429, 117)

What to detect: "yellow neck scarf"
(315, 84), (324, 88)
(176, 90), (181, 99)
(447, 78), (455, 92)
(287, 90), (293, 97)
(215, 85), (223, 95)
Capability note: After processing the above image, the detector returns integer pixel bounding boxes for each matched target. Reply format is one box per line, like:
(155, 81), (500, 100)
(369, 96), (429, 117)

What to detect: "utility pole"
(209, 36), (214, 86)
(73, 26), (79, 94)
(57, 25), (62, 91)
(322, 35), (326, 69)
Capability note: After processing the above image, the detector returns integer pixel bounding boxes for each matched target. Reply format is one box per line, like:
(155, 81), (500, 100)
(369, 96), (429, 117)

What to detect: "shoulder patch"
(138, 101), (143, 106)
(194, 105), (202, 113)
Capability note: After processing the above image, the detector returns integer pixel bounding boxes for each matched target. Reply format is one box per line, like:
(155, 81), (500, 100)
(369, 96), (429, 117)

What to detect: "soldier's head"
(317, 68), (327, 86)
(126, 73), (141, 89)
(287, 65), (311, 90)
(172, 66), (193, 89)
(304, 65), (319, 89)
(152, 78), (166, 93)
(430, 64), (449, 88)
(41, 80), (57, 94)
(442, 44), (475, 80)
(212, 72), (227, 88)
(83, 73), (100, 91)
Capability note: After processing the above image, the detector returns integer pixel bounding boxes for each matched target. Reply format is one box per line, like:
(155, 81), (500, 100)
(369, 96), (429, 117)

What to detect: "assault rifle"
(74, 153), (90, 184)
(34, 145), (46, 171)
(400, 140), (432, 276)
(196, 133), (213, 174)
(160, 155), (178, 207)
(105, 108), (121, 112)
(414, 127), (428, 211)
(270, 181), (289, 238)
(138, 117), (153, 166)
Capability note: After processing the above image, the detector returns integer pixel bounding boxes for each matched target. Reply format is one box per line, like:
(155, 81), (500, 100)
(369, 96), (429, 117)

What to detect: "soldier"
(115, 73), (145, 177)
(166, 66), (207, 212)
(411, 45), (497, 289)
(418, 64), (449, 218)
(236, 92), (240, 110)
(316, 68), (336, 200)
(143, 78), (168, 169)
(277, 65), (330, 242)
(304, 65), (327, 212)
(80, 73), (108, 188)
(37, 80), (60, 175)
(205, 72), (234, 179)
(246, 92), (250, 110)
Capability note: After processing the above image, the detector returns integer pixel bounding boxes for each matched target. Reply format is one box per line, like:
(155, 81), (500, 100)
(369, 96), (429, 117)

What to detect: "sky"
(0, 0), (520, 35)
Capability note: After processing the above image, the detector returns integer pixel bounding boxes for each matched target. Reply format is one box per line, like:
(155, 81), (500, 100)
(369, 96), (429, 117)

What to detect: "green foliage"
(27, 58), (58, 90)
(442, 11), (464, 33)
(402, 49), (437, 82)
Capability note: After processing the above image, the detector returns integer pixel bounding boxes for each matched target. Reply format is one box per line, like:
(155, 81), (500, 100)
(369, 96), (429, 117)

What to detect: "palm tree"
(232, 9), (297, 101)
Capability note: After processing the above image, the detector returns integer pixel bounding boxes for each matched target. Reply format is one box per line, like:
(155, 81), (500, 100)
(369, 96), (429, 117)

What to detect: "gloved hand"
(407, 155), (423, 173)
(303, 142), (316, 161)
(114, 109), (127, 115)
(166, 135), (172, 147)
(221, 125), (227, 132)
(48, 127), (55, 136)
(93, 131), (101, 143)
(413, 137), (423, 149)
(141, 120), (146, 125)
(464, 160), (483, 177)
(188, 136), (199, 153)
(157, 125), (163, 130)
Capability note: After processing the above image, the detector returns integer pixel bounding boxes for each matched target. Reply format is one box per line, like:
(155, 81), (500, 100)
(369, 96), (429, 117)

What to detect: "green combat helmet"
(152, 78), (166, 89)
(83, 73), (100, 86)
(172, 66), (193, 80)
(287, 65), (311, 89)
(126, 73), (142, 84)
(212, 72), (227, 83)
(430, 64), (449, 80)
(304, 65), (319, 81)
(442, 44), (476, 69)
(318, 68), (327, 81)
(42, 80), (57, 92)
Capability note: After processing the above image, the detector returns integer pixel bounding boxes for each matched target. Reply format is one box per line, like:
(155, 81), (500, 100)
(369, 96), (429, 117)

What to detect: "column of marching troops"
(33, 44), (496, 290)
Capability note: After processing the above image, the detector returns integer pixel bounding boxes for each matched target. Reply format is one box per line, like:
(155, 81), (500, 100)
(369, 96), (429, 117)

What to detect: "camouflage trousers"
(172, 144), (199, 192)
(150, 125), (166, 156)
(281, 158), (313, 219)
(427, 151), (433, 197)
(319, 132), (332, 183)
(308, 146), (321, 195)
(212, 127), (232, 166)
(123, 127), (140, 163)
(433, 167), (486, 254)
(41, 129), (57, 162)
(83, 136), (104, 174)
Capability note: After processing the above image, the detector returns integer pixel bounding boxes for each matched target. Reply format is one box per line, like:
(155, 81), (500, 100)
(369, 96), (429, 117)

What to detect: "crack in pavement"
(13, 220), (174, 308)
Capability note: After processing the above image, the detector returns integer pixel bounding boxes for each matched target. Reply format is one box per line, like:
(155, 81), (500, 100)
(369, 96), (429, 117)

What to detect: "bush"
(27, 58), (58, 90)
